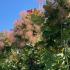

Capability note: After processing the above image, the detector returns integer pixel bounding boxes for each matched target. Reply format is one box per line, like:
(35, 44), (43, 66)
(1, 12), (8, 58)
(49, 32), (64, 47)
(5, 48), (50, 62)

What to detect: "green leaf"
(31, 14), (44, 25)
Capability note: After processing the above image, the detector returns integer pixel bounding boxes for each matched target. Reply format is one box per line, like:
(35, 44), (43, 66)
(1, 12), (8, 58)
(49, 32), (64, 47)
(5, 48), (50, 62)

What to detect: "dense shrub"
(0, 0), (70, 70)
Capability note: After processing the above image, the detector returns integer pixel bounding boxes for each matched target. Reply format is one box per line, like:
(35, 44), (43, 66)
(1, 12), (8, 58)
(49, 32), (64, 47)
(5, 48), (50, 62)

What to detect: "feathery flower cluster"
(0, 9), (43, 50)
(0, 40), (4, 50)
(14, 10), (42, 46)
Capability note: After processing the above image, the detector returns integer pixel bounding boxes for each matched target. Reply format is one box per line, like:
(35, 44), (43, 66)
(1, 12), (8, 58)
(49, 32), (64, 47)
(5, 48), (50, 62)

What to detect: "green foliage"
(31, 14), (44, 25)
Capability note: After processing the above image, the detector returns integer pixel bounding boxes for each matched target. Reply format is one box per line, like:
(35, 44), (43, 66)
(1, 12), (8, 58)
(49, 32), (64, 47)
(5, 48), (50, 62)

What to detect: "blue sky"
(0, 0), (39, 32)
